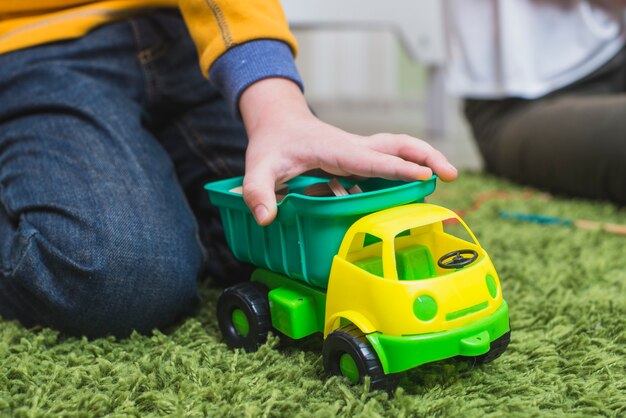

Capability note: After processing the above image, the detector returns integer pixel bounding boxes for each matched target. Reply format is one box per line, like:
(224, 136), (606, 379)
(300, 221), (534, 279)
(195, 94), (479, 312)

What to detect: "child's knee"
(3, 213), (203, 337)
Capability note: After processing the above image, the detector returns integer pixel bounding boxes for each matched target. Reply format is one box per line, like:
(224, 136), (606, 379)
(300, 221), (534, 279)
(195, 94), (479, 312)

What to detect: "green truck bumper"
(366, 301), (510, 374)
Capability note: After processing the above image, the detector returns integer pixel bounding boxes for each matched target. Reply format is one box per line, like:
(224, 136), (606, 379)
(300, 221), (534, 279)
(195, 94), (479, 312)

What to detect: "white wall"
(281, 0), (446, 102)
(294, 30), (397, 102)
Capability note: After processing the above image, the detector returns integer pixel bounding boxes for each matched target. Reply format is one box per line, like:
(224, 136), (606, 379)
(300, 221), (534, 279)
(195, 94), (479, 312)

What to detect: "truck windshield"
(345, 218), (480, 281)
(393, 219), (479, 281)
(441, 219), (477, 245)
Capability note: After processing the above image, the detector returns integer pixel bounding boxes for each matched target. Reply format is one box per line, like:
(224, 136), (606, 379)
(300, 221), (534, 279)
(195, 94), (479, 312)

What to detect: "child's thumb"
(242, 170), (278, 226)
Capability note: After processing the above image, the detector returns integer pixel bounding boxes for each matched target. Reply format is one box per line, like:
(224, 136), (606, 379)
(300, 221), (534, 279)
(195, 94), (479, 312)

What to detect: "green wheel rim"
(339, 353), (360, 384)
(231, 309), (250, 337)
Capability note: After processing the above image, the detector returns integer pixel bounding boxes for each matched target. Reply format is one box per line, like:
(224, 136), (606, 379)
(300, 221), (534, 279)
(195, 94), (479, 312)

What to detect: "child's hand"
(239, 78), (458, 226)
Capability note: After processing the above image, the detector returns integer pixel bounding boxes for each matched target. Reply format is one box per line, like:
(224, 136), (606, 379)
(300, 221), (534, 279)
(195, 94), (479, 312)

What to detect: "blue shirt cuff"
(209, 40), (304, 118)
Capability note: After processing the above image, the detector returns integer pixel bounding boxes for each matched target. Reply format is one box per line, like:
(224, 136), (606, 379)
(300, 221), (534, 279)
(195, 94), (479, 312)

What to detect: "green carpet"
(1, 173), (625, 417)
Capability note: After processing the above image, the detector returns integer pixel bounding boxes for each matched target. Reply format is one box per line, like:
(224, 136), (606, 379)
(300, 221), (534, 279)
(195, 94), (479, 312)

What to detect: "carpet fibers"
(1, 173), (625, 417)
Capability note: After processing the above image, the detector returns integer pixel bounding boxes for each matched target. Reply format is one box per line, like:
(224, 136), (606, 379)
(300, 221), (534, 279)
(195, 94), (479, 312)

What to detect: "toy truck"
(205, 176), (510, 392)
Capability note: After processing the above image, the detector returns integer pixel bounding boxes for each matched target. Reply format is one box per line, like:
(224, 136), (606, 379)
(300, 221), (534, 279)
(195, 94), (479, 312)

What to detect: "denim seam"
(174, 117), (233, 177)
(128, 19), (162, 103)
(2, 222), (38, 278)
(137, 41), (171, 64)
(0, 220), (54, 329)
(0, 181), (16, 275)
(0, 181), (15, 219)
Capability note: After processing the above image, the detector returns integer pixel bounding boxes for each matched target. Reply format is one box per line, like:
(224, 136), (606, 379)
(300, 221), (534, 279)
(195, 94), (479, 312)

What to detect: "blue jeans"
(0, 10), (250, 337)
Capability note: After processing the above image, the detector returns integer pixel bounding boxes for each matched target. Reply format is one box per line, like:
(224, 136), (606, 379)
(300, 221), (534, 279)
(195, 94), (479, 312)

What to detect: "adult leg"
(465, 47), (626, 203)
(0, 19), (203, 337)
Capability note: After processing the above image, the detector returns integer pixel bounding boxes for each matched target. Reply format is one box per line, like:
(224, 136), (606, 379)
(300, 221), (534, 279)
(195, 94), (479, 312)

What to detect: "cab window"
(393, 227), (436, 281)
(345, 232), (384, 277)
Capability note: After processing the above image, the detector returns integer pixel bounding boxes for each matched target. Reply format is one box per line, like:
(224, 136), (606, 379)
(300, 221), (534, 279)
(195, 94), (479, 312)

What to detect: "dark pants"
(0, 10), (250, 337)
(465, 46), (626, 204)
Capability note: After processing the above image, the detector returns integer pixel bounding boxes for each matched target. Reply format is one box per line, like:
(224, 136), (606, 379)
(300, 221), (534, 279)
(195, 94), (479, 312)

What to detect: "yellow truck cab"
(205, 176), (510, 392)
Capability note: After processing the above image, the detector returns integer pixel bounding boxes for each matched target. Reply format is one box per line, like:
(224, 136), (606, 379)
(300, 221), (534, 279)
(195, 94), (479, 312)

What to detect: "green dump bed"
(204, 176), (436, 289)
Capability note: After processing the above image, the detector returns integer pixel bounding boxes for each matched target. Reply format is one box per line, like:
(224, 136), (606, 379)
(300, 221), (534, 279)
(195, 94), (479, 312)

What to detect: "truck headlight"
(413, 295), (437, 321)
(486, 274), (498, 298)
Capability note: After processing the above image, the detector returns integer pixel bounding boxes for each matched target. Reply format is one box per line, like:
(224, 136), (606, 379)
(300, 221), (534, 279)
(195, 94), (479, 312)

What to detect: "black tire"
(323, 324), (399, 393)
(216, 282), (271, 352)
(464, 330), (511, 366)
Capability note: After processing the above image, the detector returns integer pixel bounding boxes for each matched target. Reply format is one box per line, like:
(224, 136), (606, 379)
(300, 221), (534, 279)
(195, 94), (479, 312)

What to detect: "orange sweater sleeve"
(178, 0), (299, 77)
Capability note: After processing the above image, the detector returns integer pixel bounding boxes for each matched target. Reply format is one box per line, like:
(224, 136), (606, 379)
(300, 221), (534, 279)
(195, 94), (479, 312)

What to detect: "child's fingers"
(365, 134), (458, 181)
(320, 146), (433, 181)
(242, 165), (278, 226)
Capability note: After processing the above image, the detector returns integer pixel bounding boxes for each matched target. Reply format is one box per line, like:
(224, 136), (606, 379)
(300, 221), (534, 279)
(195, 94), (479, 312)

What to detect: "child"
(0, 1), (456, 337)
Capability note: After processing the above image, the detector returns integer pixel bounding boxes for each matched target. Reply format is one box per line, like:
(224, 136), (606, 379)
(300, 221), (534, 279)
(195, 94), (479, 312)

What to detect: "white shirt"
(445, 0), (626, 99)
